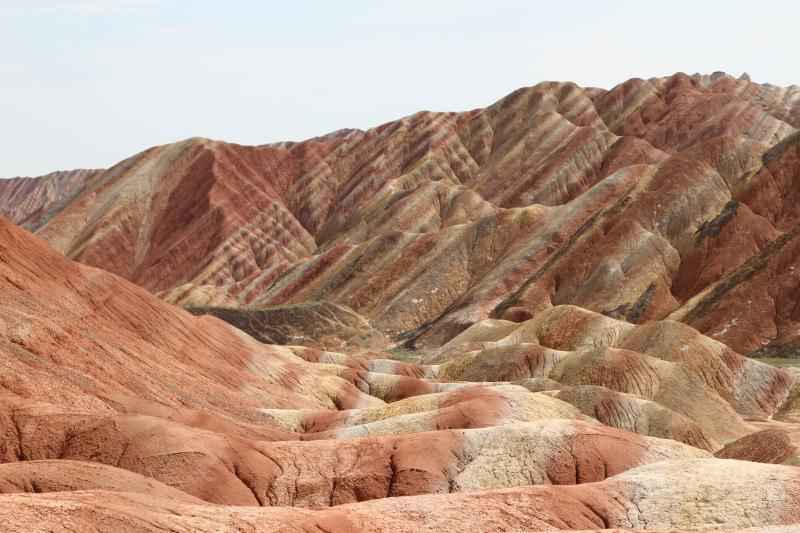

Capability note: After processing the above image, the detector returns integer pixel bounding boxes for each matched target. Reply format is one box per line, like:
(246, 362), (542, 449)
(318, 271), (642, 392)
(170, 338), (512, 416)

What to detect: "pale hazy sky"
(2, 0), (798, 177)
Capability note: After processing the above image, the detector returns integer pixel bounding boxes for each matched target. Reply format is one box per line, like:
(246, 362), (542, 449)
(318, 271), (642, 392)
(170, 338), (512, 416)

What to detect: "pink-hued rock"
(0, 169), (102, 230)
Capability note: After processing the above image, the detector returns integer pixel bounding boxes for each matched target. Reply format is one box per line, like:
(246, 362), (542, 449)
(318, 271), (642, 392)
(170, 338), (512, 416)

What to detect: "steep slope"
(0, 214), (377, 421)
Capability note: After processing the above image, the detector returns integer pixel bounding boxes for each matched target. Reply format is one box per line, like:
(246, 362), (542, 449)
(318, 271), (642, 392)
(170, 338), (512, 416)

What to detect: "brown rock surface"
(0, 216), (377, 419)
(1, 210), (799, 528)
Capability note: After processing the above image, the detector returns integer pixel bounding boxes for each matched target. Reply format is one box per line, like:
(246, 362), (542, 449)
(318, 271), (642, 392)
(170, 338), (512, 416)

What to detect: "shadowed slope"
(185, 301), (388, 351)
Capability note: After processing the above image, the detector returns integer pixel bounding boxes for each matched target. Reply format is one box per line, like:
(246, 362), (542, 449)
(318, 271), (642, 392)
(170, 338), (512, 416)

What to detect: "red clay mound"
(0, 460), (203, 503)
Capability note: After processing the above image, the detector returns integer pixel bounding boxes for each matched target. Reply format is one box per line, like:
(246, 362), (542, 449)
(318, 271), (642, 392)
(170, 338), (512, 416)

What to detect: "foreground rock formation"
(0, 206), (799, 529)
(2, 71), (800, 531)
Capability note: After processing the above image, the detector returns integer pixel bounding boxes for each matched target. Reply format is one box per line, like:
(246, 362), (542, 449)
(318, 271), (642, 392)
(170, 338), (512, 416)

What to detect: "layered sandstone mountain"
(3, 71), (800, 531)
(3, 72), (800, 357)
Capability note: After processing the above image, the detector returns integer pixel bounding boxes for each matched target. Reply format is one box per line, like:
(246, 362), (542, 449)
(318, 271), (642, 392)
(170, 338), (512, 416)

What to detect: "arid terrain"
(2, 71), (800, 532)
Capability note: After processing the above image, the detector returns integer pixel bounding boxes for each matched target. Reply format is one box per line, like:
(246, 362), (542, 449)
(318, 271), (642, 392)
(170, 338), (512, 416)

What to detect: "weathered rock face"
(4, 71), (800, 531)
(0, 215), (380, 421)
